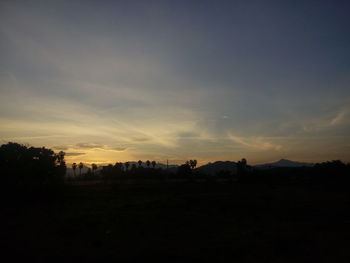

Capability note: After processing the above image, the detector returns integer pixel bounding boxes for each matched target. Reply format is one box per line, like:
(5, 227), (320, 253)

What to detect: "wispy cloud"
(130, 137), (152, 142)
(329, 109), (349, 126)
(227, 133), (282, 151)
(75, 143), (105, 149)
(75, 143), (127, 152)
(111, 147), (127, 152)
(299, 107), (350, 133)
(52, 145), (69, 151)
(65, 152), (86, 156)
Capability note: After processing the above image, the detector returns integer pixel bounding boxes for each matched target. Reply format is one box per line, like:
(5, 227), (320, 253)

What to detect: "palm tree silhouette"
(138, 160), (142, 167)
(72, 162), (77, 177)
(146, 160), (151, 168)
(78, 162), (84, 176)
(237, 158), (247, 175)
(92, 163), (98, 175)
(131, 163), (137, 171)
(151, 160), (156, 168)
(57, 151), (65, 166)
(189, 160), (197, 169)
(125, 162), (130, 171)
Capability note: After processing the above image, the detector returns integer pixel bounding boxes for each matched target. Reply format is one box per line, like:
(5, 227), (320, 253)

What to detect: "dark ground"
(2, 179), (350, 262)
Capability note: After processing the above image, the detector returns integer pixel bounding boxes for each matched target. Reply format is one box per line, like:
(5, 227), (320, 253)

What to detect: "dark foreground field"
(2, 179), (350, 262)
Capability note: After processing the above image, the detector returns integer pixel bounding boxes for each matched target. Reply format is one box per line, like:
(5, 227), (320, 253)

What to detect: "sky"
(1, 0), (350, 166)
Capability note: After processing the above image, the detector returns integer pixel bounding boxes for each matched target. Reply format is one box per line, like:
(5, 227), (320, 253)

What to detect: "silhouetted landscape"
(2, 1), (350, 262)
(2, 142), (350, 262)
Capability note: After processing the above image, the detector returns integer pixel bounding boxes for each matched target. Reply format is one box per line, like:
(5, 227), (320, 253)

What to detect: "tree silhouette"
(146, 160), (151, 168)
(57, 151), (65, 165)
(57, 151), (67, 178)
(151, 160), (156, 168)
(131, 163), (137, 172)
(237, 158), (247, 175)
(72, 162), (77, 177)
(78, 162), (84, 176)
(0, 142), (66, 187)
(138, 160), (142, 167)
(114, 162), (123, 175)
(178, 162), (192, 177)
(189, 159), (197, 169)
(125, 162), (130, 171)
(92, 163), (98, 175)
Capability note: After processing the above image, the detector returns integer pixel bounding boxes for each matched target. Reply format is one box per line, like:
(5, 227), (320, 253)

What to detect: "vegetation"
(1, 142), (350, 262)
(72, 162), (77, 177)
(0, 142), (66, 190)
(78, 162), (84, 176)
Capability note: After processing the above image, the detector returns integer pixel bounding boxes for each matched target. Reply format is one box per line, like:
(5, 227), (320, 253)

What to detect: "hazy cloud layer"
(75, 143), (106, 149)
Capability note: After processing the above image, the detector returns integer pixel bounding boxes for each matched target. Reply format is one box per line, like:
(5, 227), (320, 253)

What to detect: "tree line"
(71, 159), (160, 177)
(1, 142), (349, 188)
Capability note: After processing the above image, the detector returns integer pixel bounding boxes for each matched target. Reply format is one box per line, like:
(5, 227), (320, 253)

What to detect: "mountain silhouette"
(196, 161), (237, 175)
(196, 159), (315, 175)
(254, 159), (314, 168)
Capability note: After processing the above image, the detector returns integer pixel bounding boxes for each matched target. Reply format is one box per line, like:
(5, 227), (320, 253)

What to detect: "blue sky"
(1, 0), (349, 165)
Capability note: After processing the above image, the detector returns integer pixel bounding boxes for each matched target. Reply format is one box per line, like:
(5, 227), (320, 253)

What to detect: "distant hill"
(254, 159), (314, 169)
(195, 159), (314, 176)
(196, 161), (237, 175)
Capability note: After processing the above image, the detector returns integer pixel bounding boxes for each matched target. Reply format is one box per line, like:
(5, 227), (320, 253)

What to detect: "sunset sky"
(1, 1), (349, 166)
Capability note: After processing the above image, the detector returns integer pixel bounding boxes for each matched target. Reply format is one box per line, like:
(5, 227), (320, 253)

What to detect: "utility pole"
(167, 159), (168, 170)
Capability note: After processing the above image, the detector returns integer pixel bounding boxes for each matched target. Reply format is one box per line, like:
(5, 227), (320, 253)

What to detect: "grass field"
(3, 179), (350, 262)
